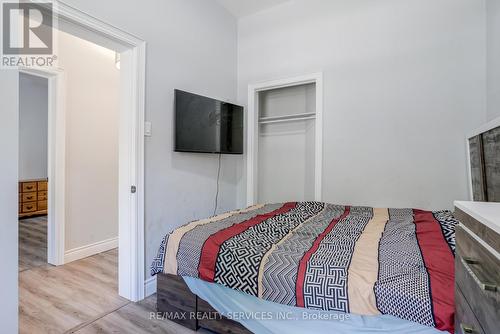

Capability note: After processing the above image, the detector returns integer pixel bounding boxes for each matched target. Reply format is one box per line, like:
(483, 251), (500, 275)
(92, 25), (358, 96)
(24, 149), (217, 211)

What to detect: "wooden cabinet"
(454, 201), (500, 334)
(469, 125), (500, 202)
(19, 178), (48, 218)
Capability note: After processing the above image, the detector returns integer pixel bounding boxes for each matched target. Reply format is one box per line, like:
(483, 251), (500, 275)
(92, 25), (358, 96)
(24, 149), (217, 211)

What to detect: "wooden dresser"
(19, 178), (48, 218)
(454, 201), (499, 334)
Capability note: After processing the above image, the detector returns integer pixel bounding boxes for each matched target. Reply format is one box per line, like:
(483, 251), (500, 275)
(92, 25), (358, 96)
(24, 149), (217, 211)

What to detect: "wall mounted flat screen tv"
(175, 89), (243, 154)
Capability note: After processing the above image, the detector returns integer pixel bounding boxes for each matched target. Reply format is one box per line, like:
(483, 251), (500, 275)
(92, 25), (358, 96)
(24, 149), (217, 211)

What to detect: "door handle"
(462, 257), (497, 292)
(460, 323), (475, 334)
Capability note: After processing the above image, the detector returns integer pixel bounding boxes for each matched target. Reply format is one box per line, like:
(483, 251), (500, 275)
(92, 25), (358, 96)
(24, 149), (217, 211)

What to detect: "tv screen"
(175, 90), (243, 154)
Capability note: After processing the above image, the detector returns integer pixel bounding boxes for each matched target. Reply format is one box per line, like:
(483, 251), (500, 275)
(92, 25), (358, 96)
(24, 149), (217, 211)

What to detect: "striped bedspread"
(151, 202), (457, 333)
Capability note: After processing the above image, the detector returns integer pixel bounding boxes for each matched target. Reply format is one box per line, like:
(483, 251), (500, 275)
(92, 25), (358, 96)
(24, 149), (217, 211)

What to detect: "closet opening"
(247, 73), (323, 206)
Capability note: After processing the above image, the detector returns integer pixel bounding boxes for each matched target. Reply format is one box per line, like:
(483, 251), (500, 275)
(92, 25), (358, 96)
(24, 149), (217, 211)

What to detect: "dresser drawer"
(22, 182), (37, 192)
(22, 192), (37, 202)
(455, 226), (500, 333)
(22, 202), (37, 213)
(38, 191), (47, 201)
(37, 181), (47, 191)
(455, 286), (485, 334)
(456, 226), (499, 288)
(37, 200), (47, 211)
(454, 208), (500, 253)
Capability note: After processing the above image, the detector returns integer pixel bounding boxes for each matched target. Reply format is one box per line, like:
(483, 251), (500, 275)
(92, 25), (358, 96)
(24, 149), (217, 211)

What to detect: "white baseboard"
(145, 276), (157, 297)
(64, 237), (118, 264)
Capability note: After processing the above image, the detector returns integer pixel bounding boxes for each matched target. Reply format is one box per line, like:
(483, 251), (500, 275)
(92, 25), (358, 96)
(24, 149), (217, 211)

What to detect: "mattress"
(151, 202), (457, 333)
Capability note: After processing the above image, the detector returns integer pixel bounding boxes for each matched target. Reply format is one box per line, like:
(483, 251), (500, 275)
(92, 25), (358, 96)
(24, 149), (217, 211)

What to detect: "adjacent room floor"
(18, 219), (197, 334)
(19, 216), (48, 272)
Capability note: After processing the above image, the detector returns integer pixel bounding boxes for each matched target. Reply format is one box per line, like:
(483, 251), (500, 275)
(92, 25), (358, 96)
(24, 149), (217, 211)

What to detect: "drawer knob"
(460, 323), (475, 334)
(463, 257), (497, 292)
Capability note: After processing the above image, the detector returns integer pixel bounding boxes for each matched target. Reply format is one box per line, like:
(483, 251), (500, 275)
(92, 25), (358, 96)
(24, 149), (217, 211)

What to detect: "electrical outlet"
(145, 121), (152, 137)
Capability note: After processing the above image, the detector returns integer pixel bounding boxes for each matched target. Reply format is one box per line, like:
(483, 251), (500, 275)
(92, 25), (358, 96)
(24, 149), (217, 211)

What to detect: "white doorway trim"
(19, 67), (66, 267)
(29, 0), (147, 302)
(247, 72), (323, 206)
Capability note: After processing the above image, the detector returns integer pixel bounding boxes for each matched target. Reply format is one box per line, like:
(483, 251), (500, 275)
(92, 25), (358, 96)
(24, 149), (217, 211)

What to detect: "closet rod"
(259, 115), (316, 124)
(258, 112), (316, 123)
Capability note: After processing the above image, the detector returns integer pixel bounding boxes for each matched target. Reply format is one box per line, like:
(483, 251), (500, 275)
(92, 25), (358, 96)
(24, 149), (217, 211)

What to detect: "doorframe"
(19, 67), (66, 267)
(25, 0), (147, 302)
(246, 72), (323, 206)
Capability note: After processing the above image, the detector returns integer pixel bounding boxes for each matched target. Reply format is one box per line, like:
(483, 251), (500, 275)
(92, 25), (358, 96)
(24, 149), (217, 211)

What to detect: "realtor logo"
(1, 2), (56, 68)
(2, 2), (52, 54)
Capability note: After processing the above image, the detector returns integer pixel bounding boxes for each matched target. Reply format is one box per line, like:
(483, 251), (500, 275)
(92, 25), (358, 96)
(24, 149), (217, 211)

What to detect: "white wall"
(56, 30), (120, 251)
(0, 76), (18, 333)
(487, 0), (500, 121)
(19, 73), (49, 181)
(238, 0), (487, 210)
(60, 0), (239, 276)
(0, 46), (19, 334)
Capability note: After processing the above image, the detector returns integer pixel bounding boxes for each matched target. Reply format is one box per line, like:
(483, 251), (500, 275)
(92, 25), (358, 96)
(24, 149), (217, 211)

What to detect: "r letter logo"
(2, 2), (53, 54)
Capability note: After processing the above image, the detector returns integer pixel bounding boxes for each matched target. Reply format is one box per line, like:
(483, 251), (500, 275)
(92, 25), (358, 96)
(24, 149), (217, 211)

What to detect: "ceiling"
(215, 0), (291, 18)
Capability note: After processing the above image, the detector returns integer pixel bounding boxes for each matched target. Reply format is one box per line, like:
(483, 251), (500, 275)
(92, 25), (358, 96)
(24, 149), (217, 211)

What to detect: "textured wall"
(237, 0), (487, 210)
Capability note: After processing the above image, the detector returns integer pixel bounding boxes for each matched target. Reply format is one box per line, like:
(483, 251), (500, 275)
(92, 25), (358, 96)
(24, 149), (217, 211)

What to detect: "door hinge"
(131, 185), (137, 193)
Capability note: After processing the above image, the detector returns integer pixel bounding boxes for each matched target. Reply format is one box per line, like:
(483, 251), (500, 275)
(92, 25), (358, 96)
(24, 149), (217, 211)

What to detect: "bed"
(151, 202), (457, 333)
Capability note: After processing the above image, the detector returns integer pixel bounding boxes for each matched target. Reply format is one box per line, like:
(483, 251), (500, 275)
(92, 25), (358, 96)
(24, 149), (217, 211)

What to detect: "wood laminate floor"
(19, 221), (199, 334)
(19, 216), (48, 272)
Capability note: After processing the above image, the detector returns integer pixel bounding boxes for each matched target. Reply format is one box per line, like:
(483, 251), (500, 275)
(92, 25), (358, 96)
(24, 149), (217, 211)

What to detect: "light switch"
(145, 121), (152, 137)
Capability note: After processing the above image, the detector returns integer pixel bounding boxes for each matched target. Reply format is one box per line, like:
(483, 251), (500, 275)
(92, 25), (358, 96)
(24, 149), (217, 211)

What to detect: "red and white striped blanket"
(151, 202), (457, 333)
